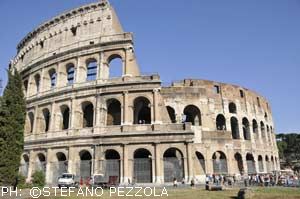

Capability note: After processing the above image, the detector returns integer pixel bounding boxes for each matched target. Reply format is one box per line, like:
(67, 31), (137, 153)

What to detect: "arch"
(163, 148), (184, 182)
(229, 102), (237, 114)
(27, 112), (34, 134)
(36, 153), (46, 173)
(216, 114), (226, 130)
(23, 80), (29, 94)
(104, 149), (120, 184)
(133, 148), (152, 183)
(212, 151), (228, 174)
(82, 102), (94, 128)
(61, 105), (70, 130)
(166, 106), (176, 123)
(231, 117), (239, 139)
(86, 59), (97, 81)
(265, 155), (270, 173)
(183, 105), (201, 126)
(51, 152), (68, 183)
(79, 150), (92, 180)
(258, 155), (264, 173)
(252, 119), (258, 134)
(133, 97), (151, 124)
(271, 156), (275, 172)
(260, 121), (266, 138)
(242, 118), (251, 140)
(34, 74), (41, 93)
(246, 153), (256, 174)
(66, 63), (75, 85)
(106, 99), (121, 126)
(108, 54), (123, 78)
(49, 69), (57, 88)
(195, 152), (206, 175)
(20, 154), (29, 177)
(42, 108), (50, 132)
(264, 112), (268, 121)
(234, 153), (243, 174)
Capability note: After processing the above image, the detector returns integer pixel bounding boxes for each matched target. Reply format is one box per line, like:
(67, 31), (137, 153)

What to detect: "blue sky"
(0, 0), (299, 133)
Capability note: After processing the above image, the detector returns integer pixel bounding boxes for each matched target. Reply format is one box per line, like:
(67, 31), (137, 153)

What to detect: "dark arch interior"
(133, 97), (151, 124)
(28, 112), (34, 133)
(216, 114), (226, 130)
(166, 106), (176, 123)
(56, 152), (67, 161)
(23, 155), (29, 162)
(107, 99), (121, 125)
(252, 119), (258, 133)
(246, 153), (254, 161)
(134, 148), (151, 159)
(43, 109), (50, 132)
(212, 151), (226, 160)
(61, 106), (70, 130)
(38, 153), (46, 162)
(242, 118), (251, 140)
(80, 151), (92, 160)
(163, 148), (183, 158)
(105, 150), (120, 159)
(196, 152), (204, 160)
(231, 117), (239, 139)
(83, 103), (94, 127)
(183, 105), (201, 126)
(229, 102), (237, 113)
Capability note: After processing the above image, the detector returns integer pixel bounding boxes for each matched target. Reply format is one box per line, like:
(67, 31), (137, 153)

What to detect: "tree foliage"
(0, 70), (26, 185)
(277, 133), (300, 169)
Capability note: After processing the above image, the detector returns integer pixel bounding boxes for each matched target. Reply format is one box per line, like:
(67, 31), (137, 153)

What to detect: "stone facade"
(12, 0), (279, 185)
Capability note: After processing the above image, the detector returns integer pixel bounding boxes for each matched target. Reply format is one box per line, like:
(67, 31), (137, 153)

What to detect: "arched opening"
(42, 108), (50, 132)
(52, 152), (68, 183)
(27, 112), (34, 134)
(260, 122), (265, 138)
(195, 152), (205, 175)
(86, 59), (97, 81)
(23, 80), (29, 94)
(212, 151), (228, 174)
(108, 55), (123, 78)
(34, 74), (41, 93)
(258, 155), (264, 173)
(106, 99), (121, 126)
(265, 155), (270, 173)
(20, 154), (29, 178)
(271, 156), (274, 172)
(163, 148), (184, 182)
(183, 105), (201, 126)
(133, 97), (151, 124)
(242, 118), (251, 140)
(266, 125), (270, 142)
(231, 117), (239, 139)
(133, 148), (152, 183)
(246, 153), (256, 174)
(229, 102), (237, 114)
(66, 63), (75, 85)
(216, 114), (226, 130)
(234, 153), (244, 174)
(36, 153), (46, 173)
(166, 106), (176, 123)
(82, 102), (94, 128)
(264, 112), (268, 121)
(252, 119), (258, 134)
(79, 150), (92, 180)
(61, 106), (70, 130)
(49, 69), (57, 88)
(104, 150), (120, 184)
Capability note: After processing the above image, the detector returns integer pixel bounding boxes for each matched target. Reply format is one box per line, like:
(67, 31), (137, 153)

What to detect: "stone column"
(49, 102), (56, 132)
(26, 150), (35, 183)
(70, 98), (77, 129)
(186, 142), (194, 182)
(154, 143), (162, 183)
(33, 106), (38, 134)
(95, 96), (101, 127)
(122, 144), (130, 184)
(205, 145), (213, 175)
(153, 89), (161, 124)
(68, 147), (77, 175)
(122, 91), (130, 125)
(45, 149), (52, 184)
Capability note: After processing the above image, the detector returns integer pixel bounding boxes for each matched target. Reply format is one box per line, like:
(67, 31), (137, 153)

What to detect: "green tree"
(0, 70), (26, 186)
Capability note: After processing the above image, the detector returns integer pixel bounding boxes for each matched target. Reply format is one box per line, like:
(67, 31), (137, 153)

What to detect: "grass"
(39, 187), (300, 199)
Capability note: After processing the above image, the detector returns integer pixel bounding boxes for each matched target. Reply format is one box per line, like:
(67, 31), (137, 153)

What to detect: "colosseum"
(11, 0), (279, 185)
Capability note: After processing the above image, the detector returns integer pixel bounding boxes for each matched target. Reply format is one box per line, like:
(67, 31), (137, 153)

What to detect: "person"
(173, 178), (178, 187)
(13, 175), (18, 191)
(190, 179), (195, 187)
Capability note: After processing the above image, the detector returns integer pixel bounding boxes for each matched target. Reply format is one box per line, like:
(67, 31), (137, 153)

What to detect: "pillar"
(49, 102), (56, 132)
(153, 88), (161, 124)
(186, 142), (194, 182)
(26, 150), (35, 183)
(122, 144), (130, 184)
(122, 91), (130, 125)
(45, 149), (52, 184)
(154, 143), (163, 183)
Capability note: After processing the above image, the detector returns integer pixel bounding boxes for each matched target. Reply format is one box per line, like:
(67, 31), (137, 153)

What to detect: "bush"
(17, 174), (32, 189)
(31, 171), (45, 187)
